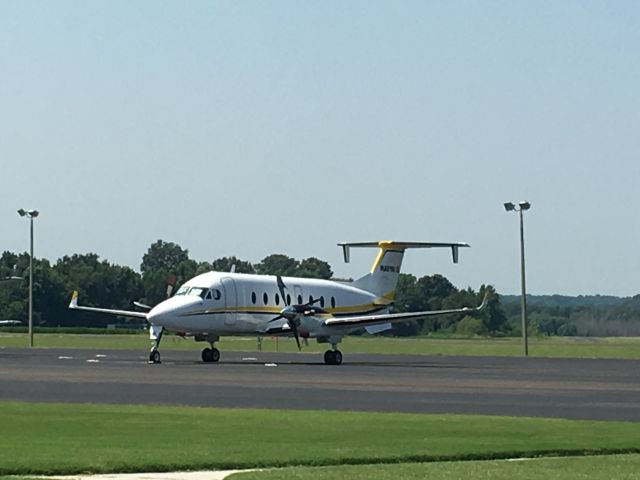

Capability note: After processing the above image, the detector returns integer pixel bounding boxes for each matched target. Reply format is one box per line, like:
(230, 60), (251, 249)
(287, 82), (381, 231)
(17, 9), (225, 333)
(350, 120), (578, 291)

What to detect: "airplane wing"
(323, 294), (488, 330)
(68, 291), (148, 319)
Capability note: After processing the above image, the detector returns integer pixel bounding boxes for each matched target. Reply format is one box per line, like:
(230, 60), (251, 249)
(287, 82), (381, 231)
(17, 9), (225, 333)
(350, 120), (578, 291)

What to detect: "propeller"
(166, 273), (177, 299)
(134, 272), (178, 310)
(268, 276), (326, 350)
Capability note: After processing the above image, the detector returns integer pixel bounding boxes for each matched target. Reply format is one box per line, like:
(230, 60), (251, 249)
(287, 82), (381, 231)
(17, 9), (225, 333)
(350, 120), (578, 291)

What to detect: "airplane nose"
(147, 297), (200, 327)
(147, 304), (169, 325)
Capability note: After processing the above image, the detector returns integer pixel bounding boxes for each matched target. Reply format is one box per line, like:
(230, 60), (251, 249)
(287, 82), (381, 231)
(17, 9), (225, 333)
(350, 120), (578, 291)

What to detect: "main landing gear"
(324, 348), (343, 365)
(196, 334), (221, 364)
(201, 345), (220, 363)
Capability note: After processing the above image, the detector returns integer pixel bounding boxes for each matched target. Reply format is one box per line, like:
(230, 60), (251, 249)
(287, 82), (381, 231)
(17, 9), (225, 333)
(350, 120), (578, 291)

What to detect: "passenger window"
(263, 292), (268, 305)
(275, 293), (280, 306)
(320, 296), (325, 308)
(331, 296), (336, 308)
(309, 295), (314, 304)
(286, 294), (291, 305)
(297, 295), (302, 304)
(251, 292), (257, 304)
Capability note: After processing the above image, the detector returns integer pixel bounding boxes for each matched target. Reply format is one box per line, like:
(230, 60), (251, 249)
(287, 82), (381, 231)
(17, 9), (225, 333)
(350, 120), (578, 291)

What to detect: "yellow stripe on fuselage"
(181, 301), (386, 317)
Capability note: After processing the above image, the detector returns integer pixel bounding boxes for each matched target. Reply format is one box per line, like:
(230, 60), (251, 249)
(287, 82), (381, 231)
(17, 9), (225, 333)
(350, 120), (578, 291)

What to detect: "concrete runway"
(1, 347), (639, 421)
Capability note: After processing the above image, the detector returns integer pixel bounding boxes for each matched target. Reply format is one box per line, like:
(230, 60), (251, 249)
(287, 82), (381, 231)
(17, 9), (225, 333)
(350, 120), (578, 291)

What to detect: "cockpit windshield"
(173, 286), (208, 299)
(174, 286), (189, 296)
(188, 287), (207, 298)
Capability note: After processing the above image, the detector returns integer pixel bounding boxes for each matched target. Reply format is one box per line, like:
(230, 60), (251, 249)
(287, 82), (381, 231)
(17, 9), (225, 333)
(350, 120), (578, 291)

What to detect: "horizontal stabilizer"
(337, 240), (470, 299)
(338, 241), (470, 264)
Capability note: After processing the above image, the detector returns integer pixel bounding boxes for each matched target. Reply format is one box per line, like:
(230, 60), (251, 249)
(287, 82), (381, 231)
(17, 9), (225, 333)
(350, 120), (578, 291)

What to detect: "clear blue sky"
(2, 1), (639, 296)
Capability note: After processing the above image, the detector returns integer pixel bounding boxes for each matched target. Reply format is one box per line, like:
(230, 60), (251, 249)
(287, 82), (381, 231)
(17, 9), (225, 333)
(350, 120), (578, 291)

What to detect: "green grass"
(229, 455), (640, 480)
(2, 332), (640, 358)
(1, 402), (640, 475)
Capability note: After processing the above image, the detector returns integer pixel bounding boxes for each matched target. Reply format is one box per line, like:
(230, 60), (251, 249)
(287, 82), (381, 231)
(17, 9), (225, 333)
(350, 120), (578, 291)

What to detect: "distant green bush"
(455, 316), (487, 336)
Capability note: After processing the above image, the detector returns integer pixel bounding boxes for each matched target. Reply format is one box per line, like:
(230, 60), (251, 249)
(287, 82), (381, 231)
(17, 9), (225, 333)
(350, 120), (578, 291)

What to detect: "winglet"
(477, 292), (489, 311)
(69, 291), (79, 309)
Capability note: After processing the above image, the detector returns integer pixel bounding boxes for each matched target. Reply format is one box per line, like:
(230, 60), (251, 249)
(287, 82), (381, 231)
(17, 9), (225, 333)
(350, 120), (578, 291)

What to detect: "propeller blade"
(268, 314), (284, 323)
(276, 275), (288, 305)
(166, 273), (177, 299)
(306, 296), (322, 307)
(290, 322), (301, 350)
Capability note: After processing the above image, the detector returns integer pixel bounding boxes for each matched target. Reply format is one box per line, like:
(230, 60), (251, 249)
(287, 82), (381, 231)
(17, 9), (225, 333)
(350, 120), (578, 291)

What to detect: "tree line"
(6, 239), (637, 337)
(501, 294), (640, 337)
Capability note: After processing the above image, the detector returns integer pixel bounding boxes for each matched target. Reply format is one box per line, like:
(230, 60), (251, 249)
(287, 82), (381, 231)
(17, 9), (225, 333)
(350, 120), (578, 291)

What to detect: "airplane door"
(221, 277), (238, 326)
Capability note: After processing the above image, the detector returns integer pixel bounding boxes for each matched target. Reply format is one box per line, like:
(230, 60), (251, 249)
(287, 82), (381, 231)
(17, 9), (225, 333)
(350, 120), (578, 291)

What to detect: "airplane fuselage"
(147, 271), (387, 338)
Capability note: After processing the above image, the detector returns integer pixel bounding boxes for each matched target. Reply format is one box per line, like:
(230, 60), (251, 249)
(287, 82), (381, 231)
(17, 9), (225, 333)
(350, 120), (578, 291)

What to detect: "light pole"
(17, 208), (39, 348)
(504, 201), (531, 356)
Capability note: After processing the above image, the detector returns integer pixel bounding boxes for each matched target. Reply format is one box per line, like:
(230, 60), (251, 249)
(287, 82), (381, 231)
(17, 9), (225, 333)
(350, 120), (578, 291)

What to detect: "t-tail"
(338, 241), (470, 302)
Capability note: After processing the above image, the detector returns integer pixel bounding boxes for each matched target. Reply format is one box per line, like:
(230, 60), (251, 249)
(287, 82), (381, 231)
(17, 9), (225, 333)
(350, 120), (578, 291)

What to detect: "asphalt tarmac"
(1, 347), (639, 421)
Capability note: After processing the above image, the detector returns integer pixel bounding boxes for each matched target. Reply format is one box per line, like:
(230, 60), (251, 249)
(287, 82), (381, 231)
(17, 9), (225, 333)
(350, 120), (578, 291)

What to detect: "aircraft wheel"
(211, 348), (220, 363)
(149, 350), (161, 364)
(324, 350), (333, 365)
(202, 347), (221, 363)
(202, 348), (213, 363)
(333, 350), (343, 365)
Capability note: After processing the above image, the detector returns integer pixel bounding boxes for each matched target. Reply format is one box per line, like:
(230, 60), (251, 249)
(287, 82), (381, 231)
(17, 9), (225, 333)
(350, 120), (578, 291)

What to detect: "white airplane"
(0, 320), (22, 326)
(69, 240), (486, 365)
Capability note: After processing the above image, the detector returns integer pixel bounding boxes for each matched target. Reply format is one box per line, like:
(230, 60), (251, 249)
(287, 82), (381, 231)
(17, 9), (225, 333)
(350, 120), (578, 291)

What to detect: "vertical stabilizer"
(338, 241), (469, 301)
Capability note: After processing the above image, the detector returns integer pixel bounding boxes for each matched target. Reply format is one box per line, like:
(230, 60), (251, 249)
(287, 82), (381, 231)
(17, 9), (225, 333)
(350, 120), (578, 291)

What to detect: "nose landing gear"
(149, 349), (161, 364)
(148, 326), (164, 364)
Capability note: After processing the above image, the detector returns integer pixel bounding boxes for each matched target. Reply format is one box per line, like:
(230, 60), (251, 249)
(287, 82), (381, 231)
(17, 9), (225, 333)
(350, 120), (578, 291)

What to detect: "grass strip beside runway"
(2, 333), (640, 358)
(228, 455), (640, 480)
(1, 402), (639, 475)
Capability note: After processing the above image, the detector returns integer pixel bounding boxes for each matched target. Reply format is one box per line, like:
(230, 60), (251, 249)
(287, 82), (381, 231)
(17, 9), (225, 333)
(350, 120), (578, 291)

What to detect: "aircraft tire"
(149, 350), (161, 364)
(202, 347), (221, 363)
(333, 350), (343, 365)
(202, 348), (213, 362)
(324, 350), (334, 365)
(324, 350), (343, 365)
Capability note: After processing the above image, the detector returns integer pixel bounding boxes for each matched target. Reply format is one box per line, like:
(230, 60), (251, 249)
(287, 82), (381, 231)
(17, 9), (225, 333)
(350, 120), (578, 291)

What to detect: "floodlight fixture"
(519, 201), (531, 211)
(503, 202), (515, 212)
(18, 209), (39, 218)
